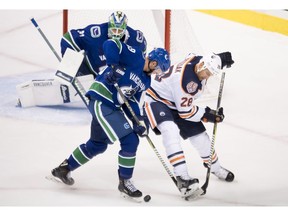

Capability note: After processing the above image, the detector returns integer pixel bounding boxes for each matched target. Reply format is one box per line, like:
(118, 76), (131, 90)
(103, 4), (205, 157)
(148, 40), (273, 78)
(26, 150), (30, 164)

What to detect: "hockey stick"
(114, 83), (178, 188)
(30, 17), (89, 107)
(200, 71), (226, 195)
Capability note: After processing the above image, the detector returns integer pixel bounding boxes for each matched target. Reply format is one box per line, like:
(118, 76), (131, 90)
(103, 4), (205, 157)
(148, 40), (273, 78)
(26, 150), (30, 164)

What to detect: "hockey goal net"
(63, 10), (220, 101)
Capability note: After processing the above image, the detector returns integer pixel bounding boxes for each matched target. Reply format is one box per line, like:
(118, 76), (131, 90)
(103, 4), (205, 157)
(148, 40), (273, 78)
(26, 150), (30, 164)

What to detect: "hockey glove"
(133, 116), (149, 137)
(104, 65), (125, 85)
(201, 106), (224, 123)
(216, 52), (234, 69)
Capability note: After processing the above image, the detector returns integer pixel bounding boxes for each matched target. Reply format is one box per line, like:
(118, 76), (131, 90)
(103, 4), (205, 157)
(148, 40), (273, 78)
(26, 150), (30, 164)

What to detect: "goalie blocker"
(16, 49), (94, 108)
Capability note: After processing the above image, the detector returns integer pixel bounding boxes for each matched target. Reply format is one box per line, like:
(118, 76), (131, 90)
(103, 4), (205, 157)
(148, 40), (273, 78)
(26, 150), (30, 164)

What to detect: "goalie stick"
(200, 71), (226, 195)
(30, 17), (89, 107)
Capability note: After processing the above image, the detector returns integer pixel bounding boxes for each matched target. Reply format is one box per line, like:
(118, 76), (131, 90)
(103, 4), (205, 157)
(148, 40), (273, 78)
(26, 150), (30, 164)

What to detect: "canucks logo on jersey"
(122, 85), (140, 98)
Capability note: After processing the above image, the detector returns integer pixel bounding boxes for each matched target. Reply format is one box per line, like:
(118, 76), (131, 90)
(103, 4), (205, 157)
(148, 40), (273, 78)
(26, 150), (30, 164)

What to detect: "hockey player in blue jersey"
(17, 11), (147, 107)
(50, 39), (170, 200)
(61, 11), (147, 77)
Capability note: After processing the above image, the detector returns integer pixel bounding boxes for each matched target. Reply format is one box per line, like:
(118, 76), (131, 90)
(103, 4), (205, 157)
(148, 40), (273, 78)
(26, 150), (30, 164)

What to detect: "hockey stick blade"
(182, 183), (202, 201)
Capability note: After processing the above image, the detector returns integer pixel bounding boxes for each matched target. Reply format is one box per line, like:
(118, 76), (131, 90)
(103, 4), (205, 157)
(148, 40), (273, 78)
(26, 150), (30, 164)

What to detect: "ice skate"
(176, 175), (200, 199)
(118, 177), (143, 202)
(212, 166), (234, 182)
(203, 163), (234, 182)
(48, 159), (75, 185)
(16, 98), (22, 107)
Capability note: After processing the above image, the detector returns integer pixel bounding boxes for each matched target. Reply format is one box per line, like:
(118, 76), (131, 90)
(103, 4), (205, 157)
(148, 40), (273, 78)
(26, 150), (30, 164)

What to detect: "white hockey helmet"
(199, 53), (222, 75)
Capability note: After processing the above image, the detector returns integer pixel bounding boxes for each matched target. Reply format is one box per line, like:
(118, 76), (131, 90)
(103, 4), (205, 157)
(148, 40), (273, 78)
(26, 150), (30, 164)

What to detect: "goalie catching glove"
(201, 107), (225, 123)
(133, 115), (149, 137)
(104, 65), (125, 85)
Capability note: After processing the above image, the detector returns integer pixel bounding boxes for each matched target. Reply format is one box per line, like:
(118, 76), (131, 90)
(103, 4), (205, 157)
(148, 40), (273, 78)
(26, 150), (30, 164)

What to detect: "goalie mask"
(199, 53), (222, 75)
(108, 11), (128, 40)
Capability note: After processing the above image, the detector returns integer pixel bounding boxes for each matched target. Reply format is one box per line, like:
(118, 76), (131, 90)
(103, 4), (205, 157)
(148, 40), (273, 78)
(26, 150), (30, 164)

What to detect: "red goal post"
(62, 10), (204, 62)
(62, 9), (220, 101)
(63, 9), (173, 53)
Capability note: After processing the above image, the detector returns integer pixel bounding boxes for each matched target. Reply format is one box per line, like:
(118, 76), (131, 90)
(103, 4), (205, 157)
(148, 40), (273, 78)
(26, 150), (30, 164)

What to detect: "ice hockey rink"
(1, 5), (288, 216)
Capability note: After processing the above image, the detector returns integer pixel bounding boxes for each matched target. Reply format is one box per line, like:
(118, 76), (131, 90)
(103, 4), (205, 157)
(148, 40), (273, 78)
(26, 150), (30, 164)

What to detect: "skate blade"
(184, 188), (202, 201)
(45, 174), (65, 185)
(120, 192), (142, 203)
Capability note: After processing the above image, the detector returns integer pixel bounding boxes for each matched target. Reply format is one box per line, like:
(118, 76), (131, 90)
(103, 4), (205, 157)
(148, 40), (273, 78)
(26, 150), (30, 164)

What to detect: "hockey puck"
(144, 195), (151, 202)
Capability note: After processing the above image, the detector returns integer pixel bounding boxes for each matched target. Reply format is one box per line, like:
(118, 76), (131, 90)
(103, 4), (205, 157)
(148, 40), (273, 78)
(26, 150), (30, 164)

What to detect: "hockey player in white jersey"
(144, 51), (235, 198)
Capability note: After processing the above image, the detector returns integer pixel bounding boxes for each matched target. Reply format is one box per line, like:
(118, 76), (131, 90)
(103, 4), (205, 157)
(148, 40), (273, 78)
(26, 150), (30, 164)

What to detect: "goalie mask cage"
(63, 9), (220, 101)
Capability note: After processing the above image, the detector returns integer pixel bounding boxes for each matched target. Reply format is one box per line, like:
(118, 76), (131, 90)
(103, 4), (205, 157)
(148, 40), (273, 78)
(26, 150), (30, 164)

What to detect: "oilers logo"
(186, 81), (198, 94)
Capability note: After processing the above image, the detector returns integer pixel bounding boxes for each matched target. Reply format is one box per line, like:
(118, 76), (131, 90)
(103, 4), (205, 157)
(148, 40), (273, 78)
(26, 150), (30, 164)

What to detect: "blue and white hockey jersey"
(86, 38), (150, 117)
(61, 23), (147, 76)
(145, 55), (207, 123)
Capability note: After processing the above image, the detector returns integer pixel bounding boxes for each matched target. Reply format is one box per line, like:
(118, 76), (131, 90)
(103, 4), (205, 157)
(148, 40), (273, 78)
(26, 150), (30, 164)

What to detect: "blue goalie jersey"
(61, 23), (147, 76)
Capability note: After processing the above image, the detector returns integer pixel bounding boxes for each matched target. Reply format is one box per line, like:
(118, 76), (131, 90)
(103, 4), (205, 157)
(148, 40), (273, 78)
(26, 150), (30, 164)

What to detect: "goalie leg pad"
(16, 75), (93, 108)
(16, 79), (66, 107)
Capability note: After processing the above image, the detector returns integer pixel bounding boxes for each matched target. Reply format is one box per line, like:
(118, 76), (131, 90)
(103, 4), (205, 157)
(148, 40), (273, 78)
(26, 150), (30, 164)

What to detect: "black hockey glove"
(201, 106), (224, 123)
(216, 52), (234, 69)
(133, 115), (149, 137)
(104, 65), (125, 85)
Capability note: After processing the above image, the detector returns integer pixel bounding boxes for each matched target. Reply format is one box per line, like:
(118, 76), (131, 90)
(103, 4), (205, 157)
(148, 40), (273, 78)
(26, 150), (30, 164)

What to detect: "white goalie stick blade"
(55, 48), (84, 86)
(119, 192), (143, 203)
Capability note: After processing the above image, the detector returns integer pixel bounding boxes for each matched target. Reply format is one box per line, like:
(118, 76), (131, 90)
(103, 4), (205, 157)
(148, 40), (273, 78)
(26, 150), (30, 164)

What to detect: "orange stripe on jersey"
(180, 56), (195, 93)
(146, 88), (158, 101)
(170, 155), (185, 163)
(212, 153), (218, 161)
(203, 159), (209, 163)
(203, 153), (218, 163)
(146, 88), (174, 107)
(179, 106), (197, 119)
(144, 102), (157, 129)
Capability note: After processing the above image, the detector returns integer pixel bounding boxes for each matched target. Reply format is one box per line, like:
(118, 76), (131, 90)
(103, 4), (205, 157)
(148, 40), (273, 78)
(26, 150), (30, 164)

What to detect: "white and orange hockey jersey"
(145, 54), (207, 123)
